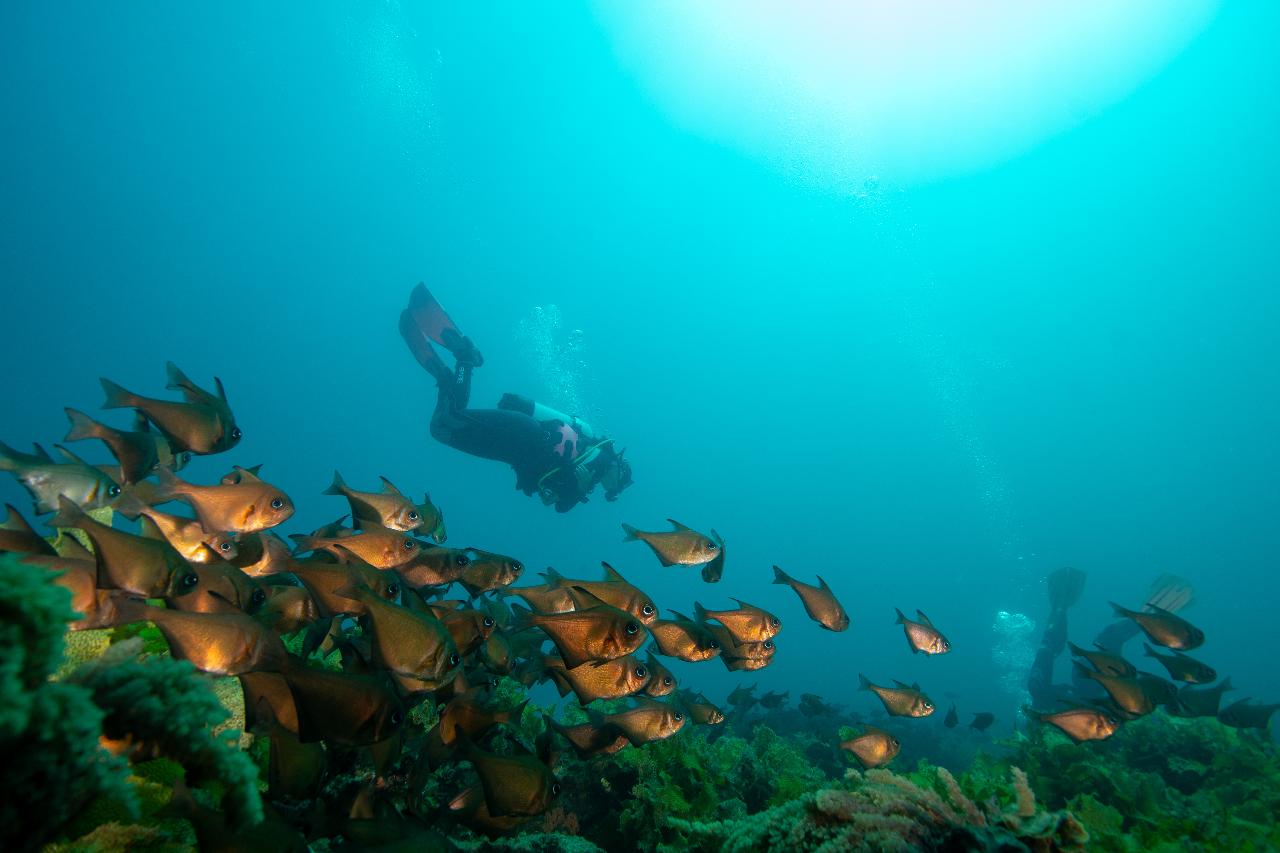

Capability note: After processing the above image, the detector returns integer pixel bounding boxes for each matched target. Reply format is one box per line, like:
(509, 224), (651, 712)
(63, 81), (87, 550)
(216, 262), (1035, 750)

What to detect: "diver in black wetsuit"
(399, 283), (632, 513)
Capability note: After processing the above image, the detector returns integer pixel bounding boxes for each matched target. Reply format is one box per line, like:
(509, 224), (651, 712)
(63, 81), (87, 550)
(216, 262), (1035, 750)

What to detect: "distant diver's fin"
(405, 282), (460, 347)
(399, 305), (454, 384)
(1145, 573), (1194, 614)
(1047, 567), (1087, 612)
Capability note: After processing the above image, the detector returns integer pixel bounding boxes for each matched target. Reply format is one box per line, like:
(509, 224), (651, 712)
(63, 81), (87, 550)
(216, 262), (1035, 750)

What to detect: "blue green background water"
(2, 3), (1276, 732)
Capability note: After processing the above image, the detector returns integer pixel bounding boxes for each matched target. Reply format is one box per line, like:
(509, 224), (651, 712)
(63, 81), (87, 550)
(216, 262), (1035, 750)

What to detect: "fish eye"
(270, 498), (284, 510)
(512, 560), (523, 572)
(636, 666), (647, 678)
(108, 484), (121, 497)
(387, 583), (400, 598)
(180, 452), (191, 464)
(231, 427), (242, 441)
(403, 538), (417, 550)
(663, 677), (673, 687)
(924, 703), (934, 711)
(707, 541), (719, 551)
(251, 588), (266, 606)
(769, 617), (780, 627)
(390, 710), (404, 726)
(449, 652), (460, 667)
(181, 572), (199, 588)
(763, 640), (774, 650)
(408, 510), (419, 520)
(674, 711), (684, 721)
(219, 541), (232, 551)
(642, 604), (655, 616)
(624, 621), (639, 635)
(709, 640), (720, 650)
(457, 555), (470, 567)
(483, 616), (495, 628)
(551, 782), (562, 797)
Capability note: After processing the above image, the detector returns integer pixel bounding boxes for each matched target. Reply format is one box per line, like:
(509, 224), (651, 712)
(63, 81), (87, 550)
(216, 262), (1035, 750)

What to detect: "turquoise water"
(3, 0), (1277, 803)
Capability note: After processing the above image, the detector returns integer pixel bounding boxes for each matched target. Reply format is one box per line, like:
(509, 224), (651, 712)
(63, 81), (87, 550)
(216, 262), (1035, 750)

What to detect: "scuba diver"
(1026, 567), (1194, 708)
(399, 283), (632, 513)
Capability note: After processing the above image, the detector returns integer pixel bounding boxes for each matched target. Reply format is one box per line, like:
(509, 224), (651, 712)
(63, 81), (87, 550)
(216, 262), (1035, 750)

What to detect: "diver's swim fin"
(399, 306), (454, 384)
(1145, 573), (1193, 614)
(1047, 566), (1086, 612)
(405, 283), (459, 346)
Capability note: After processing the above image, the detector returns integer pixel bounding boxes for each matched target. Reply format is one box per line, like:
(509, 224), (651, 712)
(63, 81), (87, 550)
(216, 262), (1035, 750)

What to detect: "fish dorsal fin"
(1144, 603), (1176, 617)
(233, 464), (263, 483)
(892, 679), (912, 689)
(666, 518), (694, 532)
(913, 682), (921, 691)
(633, 695), (665, 710)
(138, 515), (164, 541)
(214, 376), (229, 402)
(541, 566), (566, 585)
(816, 575), (832, 591)
(32, 442), (54, 462)
(565, 585), (609, 610)
(667, 609), (692, 622)
(379, 476), (404, 496)
(52, 444), (90, 466)
(730, 598), (762, 614)
(600, 561), (626, 583)
(1, 504), (35, 534)
(916, 610), (934, 626)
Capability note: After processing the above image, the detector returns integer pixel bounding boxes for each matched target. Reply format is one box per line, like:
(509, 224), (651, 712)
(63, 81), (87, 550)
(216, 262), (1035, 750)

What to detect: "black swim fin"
(1047, 566), (1086, 612)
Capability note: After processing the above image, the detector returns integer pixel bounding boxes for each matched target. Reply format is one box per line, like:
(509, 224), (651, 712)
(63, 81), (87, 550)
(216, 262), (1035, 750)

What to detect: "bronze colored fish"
(19, 553), (129, 630)
(546, 716), (631, 758)
(588, 696), (686, 746)
(641, 652), (676, 697)
(511, 592), (647, 668)
(1072, 661), (1155, 718)
(507, 577), (577, 615)
(257, 583), (319, 634)
(340, 581), (460, 692)
(541, 563), (658, 624)
(678, 691), (725, 725)
(480, 629), (515, 675)
(461, 737), (560, 818)
(859, 674), (935, 717)
(1035, 706), (1120, 742)
(282, 665), (406, 746)
(114, 488), (236, 563)
(1067, 641), (1135, 677)
(230, 531), (294, 577)
(430, 602), (498, 657)
(417, 493), (447, 543)
(0, 503), (56, 555)
(649, 609), (722, 661)
(436, 688), (527, 746)
(155, 466), (292, 534)
(118, 600), (287, 676)
(323, 470), (424, 532)
(543, 653), (651, 704)
(622, 519), (720, 567)
(1109, 601), (1204, 650)
(291, 559), (401, 619)
(799, 693), (836, 718)
(1143, 643), (1216, 684)
(0, 441), (121, 514)
(448, 785), (529, 837)
(51, 496), (199, 599)
(63, 408), (166, 484)
(710, 626), (776, 670)
(173, 560), (267, 615)
(458, 549), (524, 597)
(290, 527), (420, 570)
(100, 369), (240, 455)
(397, 545), (473, 590)
(1172, 677), (1234, 718)
(841, 726), (900, 768)
(772, 565), (848, 631)
(894, 608), (951, 654)
(695, 599), (781, 645)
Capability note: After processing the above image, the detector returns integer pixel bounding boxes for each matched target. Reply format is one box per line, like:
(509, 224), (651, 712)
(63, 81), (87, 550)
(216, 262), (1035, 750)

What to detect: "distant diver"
(399, 283), (632, 512)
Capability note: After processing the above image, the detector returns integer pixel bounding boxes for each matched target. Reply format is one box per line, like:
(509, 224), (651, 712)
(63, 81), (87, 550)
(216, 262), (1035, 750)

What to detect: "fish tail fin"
(508, 603), (537, 632)
(1067, 641), (1084, 657)
(111, 487), (149, 521)
(693, 602), (709, 623)
(621, 523), (639, 542)
(1071, 660), (1097, 679)
(322, 470), (347, 496)
(63, 408), (104, 442)
(542, 566), (565, 584)
(1142, 642), (1157, 658)
(893, 608), (907, 624)
(1219, 676), (1235, 692)
(857, 673), (872, 692)
(50, 495), (87, 530)
(113, 595), (152, 625)
(0, 440), (20, 471)
(99, 377), (139, 410)
(1108, 601), (1132, 619)
(1020, 704), (1041, 723)
(771, 565), (791, 585)
(288, 534), (318, 554)
(152, 466), (186, 502)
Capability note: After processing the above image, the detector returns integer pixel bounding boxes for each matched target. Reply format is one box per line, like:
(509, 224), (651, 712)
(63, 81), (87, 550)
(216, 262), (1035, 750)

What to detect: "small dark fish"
(323, 470), (423, 532)
(798, 693), (837, 717)
(416, 493), (447, 543)
(1171, 677), (1234, 718)
(448, 785), (528, 838)
(397, 544), (473, 589)
(1135, 672), (1180, 708)
(51, 496), (199, 599)
(282, 665), (406, 746)
(841, 726), (900, 768)
(1109, 601), (1204, 650)
(0, 441), (120, 514)
(1143, 643), (1216, 684)
(541, 563), (658, 624)
(542, 653), (651, 704)
(117, 600), (287, 676)
(943, 703), (958, 728)
(339, 581), (461, 692)
(642, 652), (677, 697)
(894, 608), (951, 655)
(290, 527), (419, 570)
(291, 559), (401, 619)
(457, 549), (524, 597)
(588, 696), (686, 746)
(969, 712), (995, 732)
(100, 365), (240, 455)
(155, 466), (293, 534)
(256, 584), (319, 635)
(649, 609), (722, 661)
(695, 599), (781, 645)
(622, 518), (719, 566)
(759, 689), (789, 709)
(727, 682), (758, 708)
(230, 531), (294, 577)
(772, 565), (849, 631)
(63, 407), (169, 484)
(429, 602), (498, 657)
(701, 529), (726, 583)
(1033, 706), (1120, 742)
(510, 590), (647, 668)
(1072, 660), (1156, 718)
(0, 503), (56, 555)
(859, 674), (934, 717)
(1068, 641), (1136, 677)
(705, 623), (776, 664)
(1219, 698), (1280, 730)
(462, 736), (560, 818)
